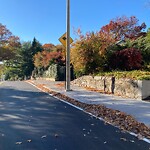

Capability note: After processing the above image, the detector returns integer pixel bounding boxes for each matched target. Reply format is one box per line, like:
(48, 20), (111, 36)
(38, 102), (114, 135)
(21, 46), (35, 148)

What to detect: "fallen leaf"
(27, 140), (32, 142)
(137, 134), (144, 140)
(55, 134), (59, 138)
(16, 142), (22, 145)
(104, 121), (109, 125)
(120, 138), (127, 142)
(41, 135), (47, 138)
(28, 80), (150, 141)
(130, 140), (135, 143)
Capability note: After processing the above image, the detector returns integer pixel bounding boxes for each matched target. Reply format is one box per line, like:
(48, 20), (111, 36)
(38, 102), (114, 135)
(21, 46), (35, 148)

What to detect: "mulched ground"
(27, 80), (150, 141)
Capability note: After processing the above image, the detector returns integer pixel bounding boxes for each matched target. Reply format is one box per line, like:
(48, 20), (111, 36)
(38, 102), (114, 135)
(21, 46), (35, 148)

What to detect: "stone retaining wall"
(72, 75), (150, 100)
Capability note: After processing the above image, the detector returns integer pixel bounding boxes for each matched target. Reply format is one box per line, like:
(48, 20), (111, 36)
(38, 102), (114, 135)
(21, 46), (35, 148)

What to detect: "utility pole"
(66, 0), (71, 91)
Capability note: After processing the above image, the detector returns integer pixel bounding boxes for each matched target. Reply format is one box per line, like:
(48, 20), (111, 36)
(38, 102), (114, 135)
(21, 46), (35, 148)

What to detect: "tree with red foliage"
(42, 43), (55, 51)
(0, 23), (20, 61)
(0, 23), (19, 46)
(110, 48), (143, 71)
(99, 16), (146, 54)
(34, 50), (64, 69)
(100, 16), (146, 41)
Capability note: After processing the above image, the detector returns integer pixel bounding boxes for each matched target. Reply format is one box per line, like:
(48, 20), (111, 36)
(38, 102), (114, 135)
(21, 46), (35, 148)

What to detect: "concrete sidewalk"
(31, 79), (150, 127)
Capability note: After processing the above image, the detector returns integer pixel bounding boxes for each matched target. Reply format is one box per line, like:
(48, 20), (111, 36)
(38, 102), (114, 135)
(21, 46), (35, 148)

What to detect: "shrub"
(110, 48), (143, 70)
(96, 70), (150, 80)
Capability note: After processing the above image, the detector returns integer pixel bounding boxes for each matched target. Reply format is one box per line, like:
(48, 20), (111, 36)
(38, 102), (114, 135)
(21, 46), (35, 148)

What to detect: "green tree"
(131, 29), (150, 69)
(31, 37), (43, 55)
(5, 39), (43, 80)
(18, 42), (33, 78)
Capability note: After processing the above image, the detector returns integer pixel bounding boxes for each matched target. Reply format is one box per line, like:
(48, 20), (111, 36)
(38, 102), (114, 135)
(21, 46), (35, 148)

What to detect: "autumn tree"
(99, 16), (146, 55)
(0, 47), (15, 61)
(55, 44), (66, 61)
(0, 23), (20, 61)
(0, 23), (19, 46)
(42, 43), (56, 51)
(0, 23), (22, 80)
(71, 30), (103, 76)
(109, 48), (143, 70)
(34, 50), (64, 69)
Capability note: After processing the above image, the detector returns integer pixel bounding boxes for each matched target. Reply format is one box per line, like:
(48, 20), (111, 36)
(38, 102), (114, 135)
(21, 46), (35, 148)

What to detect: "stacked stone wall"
(72, 76), (149, 100)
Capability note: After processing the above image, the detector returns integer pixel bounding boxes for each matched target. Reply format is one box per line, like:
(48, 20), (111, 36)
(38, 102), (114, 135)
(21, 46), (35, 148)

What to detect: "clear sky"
(0, 0), (150, 45)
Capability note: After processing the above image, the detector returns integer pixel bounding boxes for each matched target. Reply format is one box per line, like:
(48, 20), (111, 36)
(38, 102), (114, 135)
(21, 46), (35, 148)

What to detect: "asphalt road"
(0, 81), (149, 150)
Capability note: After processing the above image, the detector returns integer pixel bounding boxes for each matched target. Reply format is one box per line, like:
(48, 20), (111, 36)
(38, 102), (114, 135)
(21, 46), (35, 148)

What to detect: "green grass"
(96, 70), (150, 80)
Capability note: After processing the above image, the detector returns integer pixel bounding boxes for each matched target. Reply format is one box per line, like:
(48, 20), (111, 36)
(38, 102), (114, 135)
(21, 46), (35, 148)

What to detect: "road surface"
(0, 81), (149, 150)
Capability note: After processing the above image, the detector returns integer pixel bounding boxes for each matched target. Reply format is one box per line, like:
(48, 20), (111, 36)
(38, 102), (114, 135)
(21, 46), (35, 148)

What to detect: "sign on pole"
(58, 0), (72, 91)
(59, 32), (73, 47)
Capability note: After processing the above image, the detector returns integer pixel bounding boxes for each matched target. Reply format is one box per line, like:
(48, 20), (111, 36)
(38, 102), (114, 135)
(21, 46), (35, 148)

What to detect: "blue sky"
(0, 0), (150, 45)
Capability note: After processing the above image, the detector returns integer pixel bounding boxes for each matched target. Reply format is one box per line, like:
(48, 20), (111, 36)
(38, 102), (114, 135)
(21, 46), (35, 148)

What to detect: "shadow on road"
(0, 81), (149, 150)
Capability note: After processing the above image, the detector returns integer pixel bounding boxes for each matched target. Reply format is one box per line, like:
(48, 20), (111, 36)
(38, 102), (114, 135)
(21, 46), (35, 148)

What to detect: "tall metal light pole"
(66, 0), (71, 91)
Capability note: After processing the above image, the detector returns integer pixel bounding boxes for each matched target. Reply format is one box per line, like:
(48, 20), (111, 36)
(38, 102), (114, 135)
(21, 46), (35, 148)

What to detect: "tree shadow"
(0, 82), (85, 149)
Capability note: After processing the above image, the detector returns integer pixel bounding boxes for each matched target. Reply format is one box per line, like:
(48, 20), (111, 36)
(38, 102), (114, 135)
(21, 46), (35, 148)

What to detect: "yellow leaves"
(71, 31), (103, 74)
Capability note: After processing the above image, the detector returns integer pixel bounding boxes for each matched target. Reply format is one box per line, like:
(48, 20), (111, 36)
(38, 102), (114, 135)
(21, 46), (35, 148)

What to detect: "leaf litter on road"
(16, 142), (22, 145)
(27, 139), (32, 143)
(130, 140), (135, 143)
(120, 137), (127, 142)
(28, 81), (150, 142)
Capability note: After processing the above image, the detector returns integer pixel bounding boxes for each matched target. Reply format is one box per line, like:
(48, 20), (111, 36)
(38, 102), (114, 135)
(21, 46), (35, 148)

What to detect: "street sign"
(59, 32), (73, 47)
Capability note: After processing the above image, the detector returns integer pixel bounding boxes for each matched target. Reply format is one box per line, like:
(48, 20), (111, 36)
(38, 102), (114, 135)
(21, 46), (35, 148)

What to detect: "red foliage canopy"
(0, 23), (20, 47)
(99, 16), (146, 42)
(34, 50), (64, 69)
(110, 48), (143, 71)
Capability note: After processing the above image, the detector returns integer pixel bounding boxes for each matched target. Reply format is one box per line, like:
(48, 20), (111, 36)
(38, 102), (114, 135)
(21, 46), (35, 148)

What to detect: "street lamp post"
(66, 0), (71, 91)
